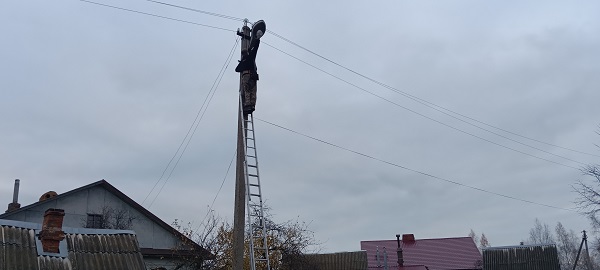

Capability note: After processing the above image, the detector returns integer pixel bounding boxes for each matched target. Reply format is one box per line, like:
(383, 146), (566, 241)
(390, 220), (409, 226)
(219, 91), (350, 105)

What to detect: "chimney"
(402, 234), (415, 243)
(5, 179), (21, 213)
(38, 208), (66, 253)
(396, 234), (404, 267)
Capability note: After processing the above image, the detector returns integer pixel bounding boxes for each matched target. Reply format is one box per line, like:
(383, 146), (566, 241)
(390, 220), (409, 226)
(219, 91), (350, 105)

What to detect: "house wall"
(2, 186), (178, 249)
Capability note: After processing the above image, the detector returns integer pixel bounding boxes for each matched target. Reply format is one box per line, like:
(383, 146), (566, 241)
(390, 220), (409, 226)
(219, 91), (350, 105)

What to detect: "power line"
(78, 1), (243, 213)
(262, 33), (591, 165)
(79, 0), (234, 32)
(193, 150), (236, 235)
(144, 37), (239, 207)
(263, 42), (581, 170)
(149, 37), (239, 207)
(255, 117), (578, 212)
(82, 0), (593, 167)
(79, 1), (592, 203)
(145, 0), (245, 22)
(265, 29), (600, 159)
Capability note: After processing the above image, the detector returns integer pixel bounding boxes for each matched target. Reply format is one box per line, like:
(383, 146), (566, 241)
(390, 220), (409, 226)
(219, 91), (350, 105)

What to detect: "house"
(483, 244), (560, 270)
(1, 179), (213, 270)
(0, 208), (146, 270)
(361, 234), (483, 270)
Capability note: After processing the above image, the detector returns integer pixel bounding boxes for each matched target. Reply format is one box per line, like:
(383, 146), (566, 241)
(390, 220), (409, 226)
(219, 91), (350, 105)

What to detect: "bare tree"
(479, 233), (490, 250)
(469, 229), (479, 246)
(575, 165), (600, 231)
(529, 218), (556, 245)
(526, 219), (600, 270)
(172, 206), (321, 270)
(555, 222), (579, 270)
(171, 212), (229, 270)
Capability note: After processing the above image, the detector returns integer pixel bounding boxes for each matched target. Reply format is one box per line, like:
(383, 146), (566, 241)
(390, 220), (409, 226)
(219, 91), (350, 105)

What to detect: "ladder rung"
(248, 164), (257, 168)
(247, 155), (256, 158)
(248, 173), (259, 177)
(249, 183), (259, 187)
(250, 193), (261, 197)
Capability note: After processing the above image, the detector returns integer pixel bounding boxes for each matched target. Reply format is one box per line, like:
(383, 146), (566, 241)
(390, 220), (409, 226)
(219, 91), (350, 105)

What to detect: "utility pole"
(572, 230), (594, 270)
(232, 19), (266, 270)
(232, 22), (250, 270)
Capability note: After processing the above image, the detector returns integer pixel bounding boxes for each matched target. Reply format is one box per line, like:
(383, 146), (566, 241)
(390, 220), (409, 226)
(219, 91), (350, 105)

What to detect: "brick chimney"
(402, 234), (415, 243)
(5, 179), (21, 213)
(38, 208), (66, 253)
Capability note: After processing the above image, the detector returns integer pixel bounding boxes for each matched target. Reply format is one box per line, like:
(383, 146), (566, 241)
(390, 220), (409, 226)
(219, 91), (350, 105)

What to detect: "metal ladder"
(240, 100), (270, 270)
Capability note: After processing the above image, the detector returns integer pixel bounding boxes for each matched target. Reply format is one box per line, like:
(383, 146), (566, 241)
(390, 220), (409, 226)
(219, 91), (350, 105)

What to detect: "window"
(86, 214), (104, 228)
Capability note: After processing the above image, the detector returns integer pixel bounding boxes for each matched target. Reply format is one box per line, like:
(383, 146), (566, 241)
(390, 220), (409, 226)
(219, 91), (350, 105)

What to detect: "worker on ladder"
(236, 20), (266, 115)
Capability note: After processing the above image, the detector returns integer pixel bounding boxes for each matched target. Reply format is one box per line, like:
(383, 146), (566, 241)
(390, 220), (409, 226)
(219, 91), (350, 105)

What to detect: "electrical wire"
(77, 0), (241, 213)
(192, 150), (236, 236)
(145, 0), (245, 22)
(262, 42), (581, 170)
(144, 37), (239, 207)
(118, 0), (598, 160)
(265, 29), (600, 159)
(255, 117), (578, 212)
(79, 0), (234, 32)
(262, 42), (588, 167)
(83, 0), (592, 168)
(148, 37), (239, 207)
(78, 0), (590, 211)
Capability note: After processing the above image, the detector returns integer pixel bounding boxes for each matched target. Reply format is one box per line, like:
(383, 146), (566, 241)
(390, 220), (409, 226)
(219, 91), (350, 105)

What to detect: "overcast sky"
(2, 0), (600, 252)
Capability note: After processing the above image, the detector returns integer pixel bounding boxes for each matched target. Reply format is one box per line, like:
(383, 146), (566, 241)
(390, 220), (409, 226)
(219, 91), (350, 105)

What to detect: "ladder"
(240, 100), (270, 270)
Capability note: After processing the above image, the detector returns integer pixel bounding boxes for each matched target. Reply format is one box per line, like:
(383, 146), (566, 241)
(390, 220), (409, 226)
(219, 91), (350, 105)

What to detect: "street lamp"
(235, 20), (266, 115)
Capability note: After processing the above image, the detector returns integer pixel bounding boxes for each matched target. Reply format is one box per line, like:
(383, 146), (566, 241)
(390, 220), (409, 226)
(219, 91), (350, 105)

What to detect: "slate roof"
(0, 179), (213, 260)
(0, 219), (146, 270)
(361, 237), (482, 270)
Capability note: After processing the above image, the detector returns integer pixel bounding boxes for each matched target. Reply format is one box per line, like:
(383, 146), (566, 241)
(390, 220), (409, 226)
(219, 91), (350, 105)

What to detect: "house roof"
(361, 237), (482, 270)
(0, 179), (213, 260)
(0, 218), (146, 270)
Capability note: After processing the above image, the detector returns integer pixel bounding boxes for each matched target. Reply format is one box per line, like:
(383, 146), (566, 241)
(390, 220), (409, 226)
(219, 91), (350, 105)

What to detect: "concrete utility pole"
(232, 23), (251, 270)
(572, 230), (594, 270)
(232, 19), (266, 269)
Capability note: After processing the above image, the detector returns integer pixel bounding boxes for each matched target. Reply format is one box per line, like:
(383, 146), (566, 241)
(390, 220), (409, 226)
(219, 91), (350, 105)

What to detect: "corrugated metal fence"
(483, 244), (560, 270)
